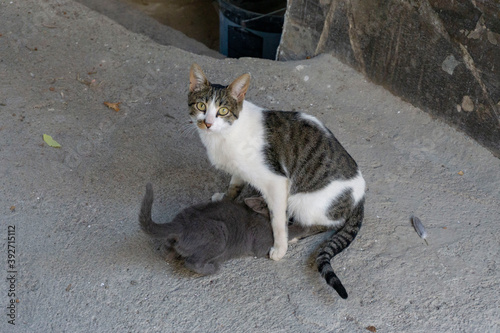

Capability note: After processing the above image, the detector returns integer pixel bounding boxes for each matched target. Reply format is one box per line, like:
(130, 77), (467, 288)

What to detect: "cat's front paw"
(269, 244), (287, 261)
(211, 193), (225, 202)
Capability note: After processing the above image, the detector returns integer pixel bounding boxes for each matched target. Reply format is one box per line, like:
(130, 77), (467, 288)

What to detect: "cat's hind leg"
(182, 226), (227, 275)
(183, 247), (225, 275)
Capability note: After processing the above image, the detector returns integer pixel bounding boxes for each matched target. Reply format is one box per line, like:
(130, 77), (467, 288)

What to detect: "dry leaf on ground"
(104, 102), (121, 112)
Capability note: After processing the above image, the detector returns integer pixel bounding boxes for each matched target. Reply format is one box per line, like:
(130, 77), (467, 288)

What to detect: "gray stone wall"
(278, 0), (500, 157)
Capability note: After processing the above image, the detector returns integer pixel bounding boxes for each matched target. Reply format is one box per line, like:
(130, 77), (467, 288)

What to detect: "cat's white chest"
(203, 135), (245, 170)
(198, 104), (270, 182)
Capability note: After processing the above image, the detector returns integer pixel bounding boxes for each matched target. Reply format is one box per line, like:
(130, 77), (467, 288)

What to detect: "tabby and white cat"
(187, 64), (366, 298)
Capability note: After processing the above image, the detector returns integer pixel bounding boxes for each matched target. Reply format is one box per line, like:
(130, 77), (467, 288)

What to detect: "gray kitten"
(139, 183), (311, 275)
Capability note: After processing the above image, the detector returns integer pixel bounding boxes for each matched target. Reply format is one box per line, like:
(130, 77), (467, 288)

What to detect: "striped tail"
(139, 183), (180, 239)
(316, 199), (364, 299)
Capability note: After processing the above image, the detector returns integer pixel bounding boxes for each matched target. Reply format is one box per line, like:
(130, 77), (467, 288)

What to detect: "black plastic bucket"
(219, 0), (286, 60)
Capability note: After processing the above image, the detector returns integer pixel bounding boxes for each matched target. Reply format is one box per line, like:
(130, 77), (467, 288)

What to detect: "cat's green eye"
(218, 107), (230, 117)
(196, 102), (206, 112)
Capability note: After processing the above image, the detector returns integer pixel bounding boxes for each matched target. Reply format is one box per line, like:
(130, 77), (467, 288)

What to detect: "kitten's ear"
(189, 63), (209, 92)
(244, 197), (269, 217)
(228, 73), (251, 103)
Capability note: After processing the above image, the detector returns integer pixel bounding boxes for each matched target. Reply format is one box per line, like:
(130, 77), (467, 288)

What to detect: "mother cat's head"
(188, 63), (250, 133)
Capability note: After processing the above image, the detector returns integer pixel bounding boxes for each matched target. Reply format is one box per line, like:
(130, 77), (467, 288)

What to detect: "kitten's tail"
(316, 199), (364, 299)
(139, 183), (180, 238)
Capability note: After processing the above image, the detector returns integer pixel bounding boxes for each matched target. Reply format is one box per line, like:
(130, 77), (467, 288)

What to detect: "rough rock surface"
(279, 0), (500, 158)
(1, 0), (499, 332)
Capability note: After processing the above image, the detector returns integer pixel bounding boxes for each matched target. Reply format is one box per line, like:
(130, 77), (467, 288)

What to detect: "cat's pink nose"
(205, 121), (212, 129)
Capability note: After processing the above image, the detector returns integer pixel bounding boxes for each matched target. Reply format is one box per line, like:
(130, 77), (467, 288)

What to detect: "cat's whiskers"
(179, 122), (197, 137)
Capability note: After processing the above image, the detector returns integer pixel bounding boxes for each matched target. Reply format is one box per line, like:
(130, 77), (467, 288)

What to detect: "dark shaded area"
(75, 0), (224, 58)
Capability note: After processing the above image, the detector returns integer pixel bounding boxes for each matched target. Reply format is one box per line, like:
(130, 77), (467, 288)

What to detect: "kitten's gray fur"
(139, 183), (310, 275)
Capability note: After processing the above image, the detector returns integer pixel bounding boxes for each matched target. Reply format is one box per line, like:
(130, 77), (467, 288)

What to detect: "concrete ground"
(1, 1), (499, 332)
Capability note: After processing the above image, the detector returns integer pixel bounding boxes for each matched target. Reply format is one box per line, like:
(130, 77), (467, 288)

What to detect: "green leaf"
(43, 134), (61, 148)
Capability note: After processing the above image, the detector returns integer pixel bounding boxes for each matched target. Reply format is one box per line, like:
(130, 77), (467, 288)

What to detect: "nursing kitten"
(187, 64), (366, 298)
(139, 183), (310, 275)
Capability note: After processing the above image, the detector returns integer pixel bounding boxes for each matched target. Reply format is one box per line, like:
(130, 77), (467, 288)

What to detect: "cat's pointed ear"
(189, 63), (209, 92)
(228, 73), (251, 103)
(244, 197), (269, 217)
